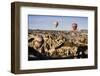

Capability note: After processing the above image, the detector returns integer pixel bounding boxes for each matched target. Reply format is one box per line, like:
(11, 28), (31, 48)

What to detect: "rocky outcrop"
(28, 30), (88, 59)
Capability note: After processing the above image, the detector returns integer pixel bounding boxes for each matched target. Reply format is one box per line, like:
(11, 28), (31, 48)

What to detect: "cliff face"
(28, 30), (88, 60)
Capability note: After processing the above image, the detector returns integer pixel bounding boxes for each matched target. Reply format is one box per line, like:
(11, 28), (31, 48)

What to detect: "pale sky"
(28, 15), (88, 31)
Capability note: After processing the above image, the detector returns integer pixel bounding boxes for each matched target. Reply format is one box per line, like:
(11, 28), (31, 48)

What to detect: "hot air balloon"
(53, 21), (59, 28)
(72, 23), (78, 31)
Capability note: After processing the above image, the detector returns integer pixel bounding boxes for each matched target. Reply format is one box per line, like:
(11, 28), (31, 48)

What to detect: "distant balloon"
(72, 23), (78, 31)
(53, 21), (59, 28)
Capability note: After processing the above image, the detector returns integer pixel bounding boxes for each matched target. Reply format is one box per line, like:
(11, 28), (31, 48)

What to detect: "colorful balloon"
(53, 21), (59, 28)
(72, 23), (78, 31)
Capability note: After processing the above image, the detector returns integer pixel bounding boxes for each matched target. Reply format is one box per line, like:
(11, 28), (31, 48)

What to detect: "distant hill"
(28, 29), (69, 33)
(28, 29), (88, 33)
(80, 29), (88, 33)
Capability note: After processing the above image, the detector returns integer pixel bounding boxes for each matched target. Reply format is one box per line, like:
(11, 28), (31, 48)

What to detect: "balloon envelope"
(53, 21), (59, 27)
(72, 23), (78, 31)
